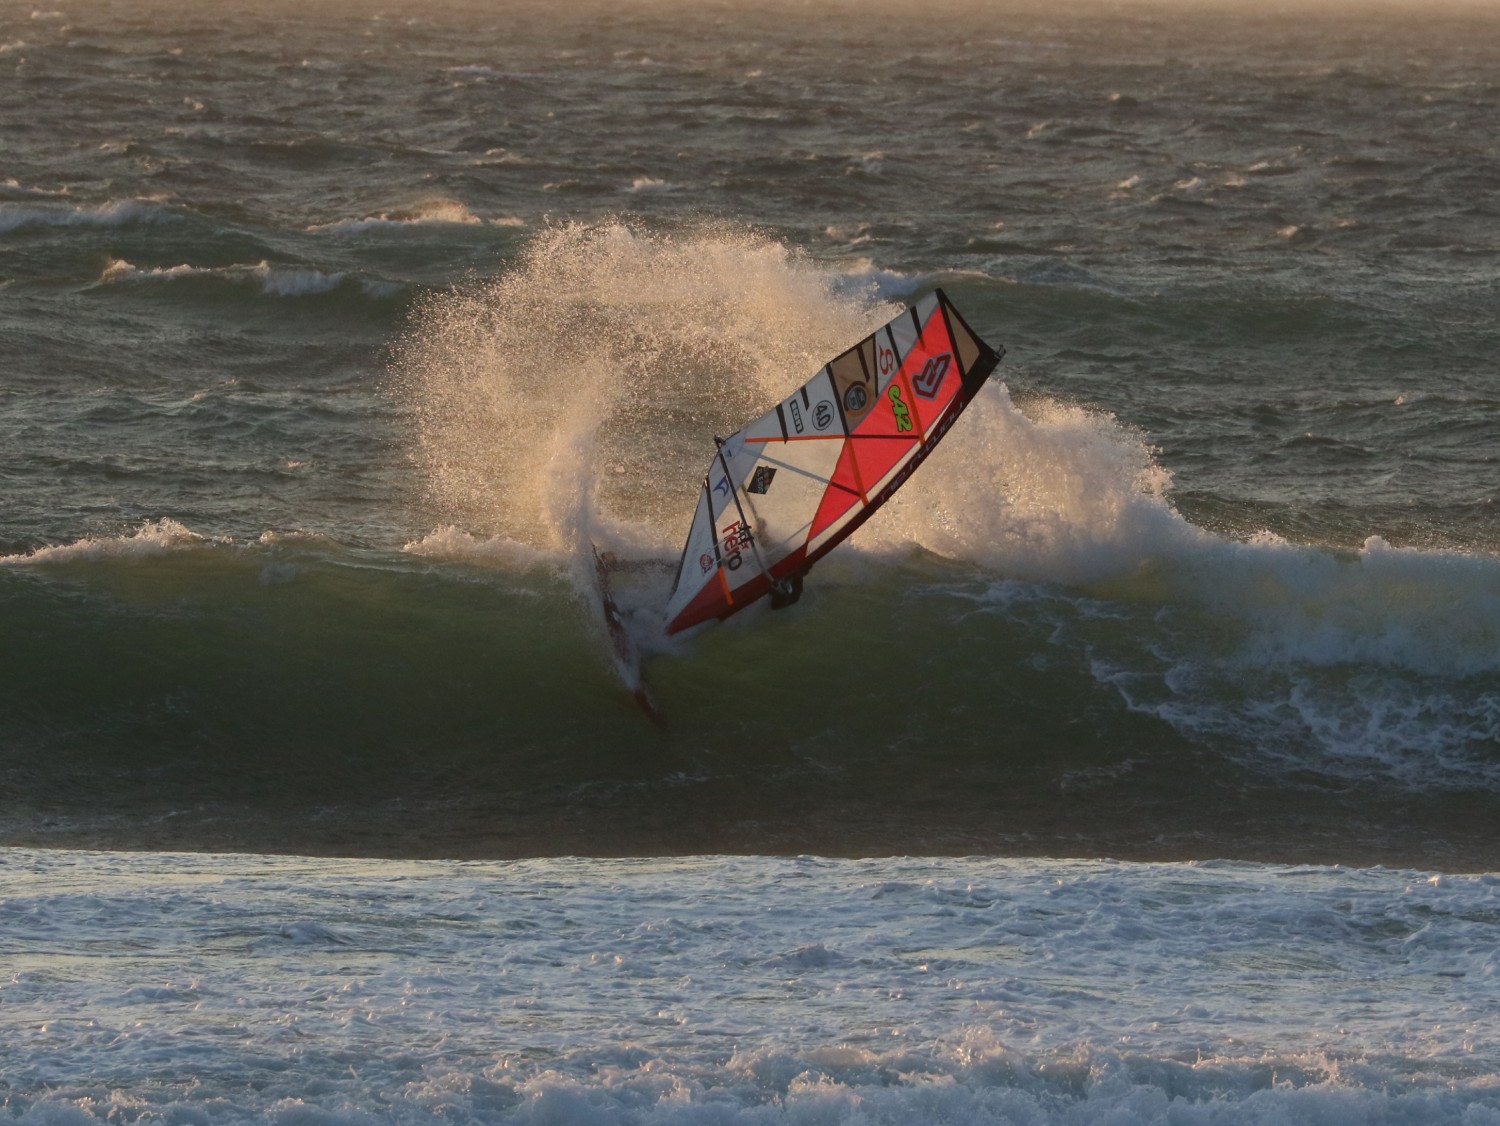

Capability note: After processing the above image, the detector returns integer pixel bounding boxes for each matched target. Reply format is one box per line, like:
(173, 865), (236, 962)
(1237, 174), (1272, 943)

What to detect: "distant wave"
(308, 199), (526, 234)
(97, 257), (405, 298)
(0, 178), (68, 199)
(446, 64), (505, 78)
(0, 198), (181, 233)
(623, 177), (680, 194)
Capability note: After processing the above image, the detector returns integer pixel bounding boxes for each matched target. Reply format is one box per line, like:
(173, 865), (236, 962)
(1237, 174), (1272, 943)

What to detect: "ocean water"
(3, 0), (1500, 1119)
(5, 849), (1500, 1125)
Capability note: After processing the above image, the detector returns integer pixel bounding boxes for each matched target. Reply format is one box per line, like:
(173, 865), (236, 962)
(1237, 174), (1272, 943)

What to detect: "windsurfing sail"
(663, 287), (1003, 634)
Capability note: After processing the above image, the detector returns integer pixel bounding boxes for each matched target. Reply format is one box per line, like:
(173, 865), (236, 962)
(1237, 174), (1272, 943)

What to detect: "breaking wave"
(3, 223), (1497, 858)
(0, 517), (217, 566)
(385, 221), (1500, 801)
(0, 198), (183, 232)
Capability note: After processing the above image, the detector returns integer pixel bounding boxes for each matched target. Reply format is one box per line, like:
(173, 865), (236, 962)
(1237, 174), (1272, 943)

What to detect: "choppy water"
(5, 849), (1500, 1126)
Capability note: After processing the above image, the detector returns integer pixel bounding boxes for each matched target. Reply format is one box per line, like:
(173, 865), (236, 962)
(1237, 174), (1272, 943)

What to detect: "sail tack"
(663, 288), (1003, 634)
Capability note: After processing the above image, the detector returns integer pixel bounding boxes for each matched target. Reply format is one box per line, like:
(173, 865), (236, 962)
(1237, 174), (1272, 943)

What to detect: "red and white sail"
(664, 288), (1003, 634)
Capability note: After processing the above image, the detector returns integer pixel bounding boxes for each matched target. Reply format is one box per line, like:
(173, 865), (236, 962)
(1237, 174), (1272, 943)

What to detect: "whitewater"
(5, 849), (1500, 1126)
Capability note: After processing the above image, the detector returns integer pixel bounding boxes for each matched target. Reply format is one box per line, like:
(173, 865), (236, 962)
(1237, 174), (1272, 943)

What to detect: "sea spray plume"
(389, 221), (892, 553)
(873, 385), (1193, 584)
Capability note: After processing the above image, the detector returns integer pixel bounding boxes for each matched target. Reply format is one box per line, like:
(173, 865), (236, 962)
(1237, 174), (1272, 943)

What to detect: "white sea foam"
(868, 384), (1500, 673)
(624, 176), (678, 193)
(2, 850), (1497, 1126)
(828, 258), (923, 302)
(0, 518), (216, 566)
(874, 384), (1188, 585)
(402, 526), (557, 570)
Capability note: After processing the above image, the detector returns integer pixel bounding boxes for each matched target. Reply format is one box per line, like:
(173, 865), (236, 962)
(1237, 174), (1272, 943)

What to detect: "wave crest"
(0, 518), (217, 566)
(99, 257), (402, 299)
(0, 198), (179, 233)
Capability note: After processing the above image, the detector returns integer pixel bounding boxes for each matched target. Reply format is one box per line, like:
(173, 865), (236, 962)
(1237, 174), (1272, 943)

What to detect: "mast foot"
(769, 572), (804, 610)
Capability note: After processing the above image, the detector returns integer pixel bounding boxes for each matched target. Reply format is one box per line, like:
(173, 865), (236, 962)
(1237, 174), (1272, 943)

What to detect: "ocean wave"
(826, 258), (923, 302)
(0, 518), (219, 566)
(1, 525), (1497, 861)
(381, 221), (1500, 800)
(97, 257), (404, 299)
(308, 199), (525, 233)
(402, 526), (557, 570)
(853, 379), (1500, 788)
(0, 178), (67, 199)
(873, 382), (1500, 672)
(623, 176), (680, 194)
(0, 198), (181, 234)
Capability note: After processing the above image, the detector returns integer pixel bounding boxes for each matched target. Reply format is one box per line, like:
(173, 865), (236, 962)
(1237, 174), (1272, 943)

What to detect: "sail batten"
(663, 288), (1002, 635)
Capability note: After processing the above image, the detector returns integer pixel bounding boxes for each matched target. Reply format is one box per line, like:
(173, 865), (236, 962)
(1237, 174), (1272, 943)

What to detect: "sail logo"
(912, 353), (952, 399)
(720, 521), (752, 570)
(843, 383), (869, 413)
(813, 401), (834, 430)
(789, 399), (805, 433)
(747, 466), (777, 494)
(888, 385), (913, 432)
